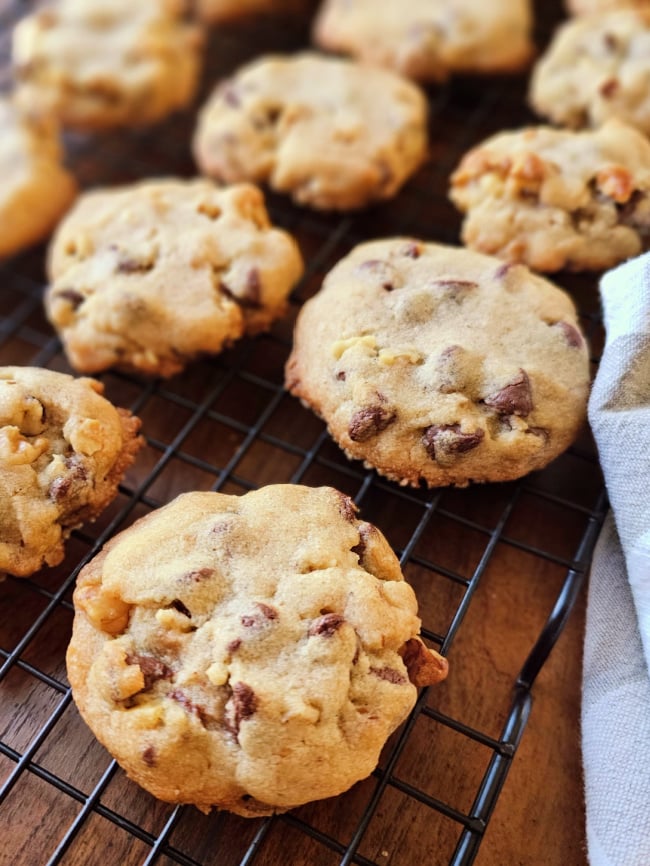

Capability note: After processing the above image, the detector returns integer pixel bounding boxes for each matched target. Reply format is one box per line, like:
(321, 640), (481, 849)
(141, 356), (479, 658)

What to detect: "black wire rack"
(0, 2), (609, 865)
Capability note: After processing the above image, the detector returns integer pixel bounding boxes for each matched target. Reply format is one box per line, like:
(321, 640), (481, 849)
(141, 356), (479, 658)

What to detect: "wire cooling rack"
(0, 1), (609, 864)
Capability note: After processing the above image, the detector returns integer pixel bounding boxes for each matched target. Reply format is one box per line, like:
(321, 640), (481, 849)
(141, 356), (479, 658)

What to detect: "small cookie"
(0, 367), (143, 578)
(193, 52), (428, 211)
(567, 0), (650, 14)
(12, 0), (203, 131)
(45, 179), (304, 378)
(195, 0), (307, 23)
(530, 10), (650, 135)
(67, 485), (448, 815)
(285, 240), (590, 488)
(312, 0), (533, 83)
(0, 98), (76, 258)
(449, 119), (650, 272)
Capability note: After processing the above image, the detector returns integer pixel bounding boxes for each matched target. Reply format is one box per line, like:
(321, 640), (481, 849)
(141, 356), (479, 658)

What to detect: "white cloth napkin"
(583, 252), (650, 865)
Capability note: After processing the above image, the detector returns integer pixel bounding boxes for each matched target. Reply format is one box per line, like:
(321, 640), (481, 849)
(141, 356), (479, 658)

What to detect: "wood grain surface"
(0, 0), (603, 864)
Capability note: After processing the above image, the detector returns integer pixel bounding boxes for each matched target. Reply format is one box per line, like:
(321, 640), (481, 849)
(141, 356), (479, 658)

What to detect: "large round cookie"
(67, 485), (448, 816)
(0, 98), (76, 259)
(45, 179), (304, 378)
(193, 52), (428, 211)
(0, 367), (143, 578)
(529, 10), (650, 135)
(12, 0), (203, 131)
(313, 0), (533, 83)
(450, 119), (650, 272)
(286, 240), (590, 488)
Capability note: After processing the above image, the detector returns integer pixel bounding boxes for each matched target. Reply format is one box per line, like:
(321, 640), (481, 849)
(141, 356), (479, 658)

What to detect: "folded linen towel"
(583, 252), (650, 866)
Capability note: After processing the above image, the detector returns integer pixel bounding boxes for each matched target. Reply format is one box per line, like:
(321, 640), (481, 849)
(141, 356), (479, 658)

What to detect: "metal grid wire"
(0, 1), (608, 864)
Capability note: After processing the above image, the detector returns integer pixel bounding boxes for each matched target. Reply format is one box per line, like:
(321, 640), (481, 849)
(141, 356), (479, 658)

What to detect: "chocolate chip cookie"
(67, 485), (447, 815)
(286, 240), (590, 488)
(313, 0), (533, 82)
(0, 97), (76, 259)
(0, 367), (143, 578)
(530, 10), (650, 135)
(45, 179), (304, 378)
(193, 52), (428, 211)
(450, 119), (650, 272)
(12, 0), (203, 131)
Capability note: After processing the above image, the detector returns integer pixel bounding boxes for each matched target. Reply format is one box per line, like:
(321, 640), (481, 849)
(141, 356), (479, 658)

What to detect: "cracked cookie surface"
(45, 178), (304, 377)
(0, 97), (76, 259)
(67, 485), (447, 815)
(193, 52), (428, 211)
(530, 10), (650, 135)
(450, 119), (650, 272)
(0, 366), (143, 577)
(312, 0), (533, 83)
(12, 0), (203, 131)
(285, 240), (590, 488)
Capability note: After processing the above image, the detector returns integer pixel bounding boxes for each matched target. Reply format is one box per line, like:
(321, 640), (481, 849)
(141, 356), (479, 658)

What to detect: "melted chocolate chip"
(169, 599), (192, 618)
(337, 492), (357, 523)
(432, 279), (478, 297)
(552, 322), (584, 349)
(54, 288), (85, 310)
(227, 638), (242, 654)
(142, 746), (157, 767)
(370, 666), (407, 685)
(126, 654), (173, 691)
(422, 424), (485, 461)
(348, 405), (396, 442)
(484, 370), (533, 416)
(220, 269), (262, 309)
(241, 602), (278, 627)
(48, 456), (88, 502)
(494, 262), (515, 280)
(599, 78), (619, 99)
(226, 682), (258, 735)
(308, 613), (345, 637)
(169, 689), (209, 725)
(180, 567), (214, 583)
(336, 370), (346, 381)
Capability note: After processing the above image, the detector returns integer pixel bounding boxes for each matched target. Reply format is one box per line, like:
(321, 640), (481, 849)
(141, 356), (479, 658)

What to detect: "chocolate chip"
(599, 78), (619, 99)
(180, 567), (215, 582)
(402, 242), (421, 259)
(308, 613), (345, 637)
(142, 746), (157, 767)
(126, 654), (173, 691)
(169, 599), (191, 618)
(484, 370), (533, 416)
(552, 322), (584, 349)
(422, 424), (485, 461)
(54, 288), (85, 310)
(603, 32), (618, 51)
(337, 492), (357, 523)
(220, 271), (262, 309)
(431, 279), (478, 295)
(115, 255), (153, 274)
(370, 666), (407, 685)
(494, 262), (515, 280)
(348, 405), (396, 442)
(351, 523), (374, 566)
(241, 602), (278, 627)
(169, 689), (209, 725)
(336, 370), (346, 381)
(227, 638), (242, 654)
(356, 259), (399, 291)
(225, 682), (258, 735)
(48, 456), (88, 502)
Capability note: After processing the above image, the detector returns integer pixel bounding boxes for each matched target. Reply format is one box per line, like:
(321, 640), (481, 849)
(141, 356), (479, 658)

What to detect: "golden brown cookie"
(0, 97), (76, 259)
(67, 485), (447, 815)
(193, 52), (428, 211)
(313, 0), (533, 82)
(450, 120), (650, 272)
(45, 178), (304, 378)
(12, 0), (203, 131)
(0, 367), (143, 578)
(286, 239), (590, 488)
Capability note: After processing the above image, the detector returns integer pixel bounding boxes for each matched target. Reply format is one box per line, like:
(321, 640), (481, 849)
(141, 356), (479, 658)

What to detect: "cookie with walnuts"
(12, 0), (203, 131)
(566, 0), (650, 14)
(449, 119), (650, 272)
(45, 178), (304, 378)
(312, 0), (533, 83)
(0, 97), (76, 259)
(193, 52), (428, 211)
(529, 10), (650, 135)
(285, 240), (590, 488)
(0, 366), (143, 578)
(67, 485), (448, 816)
